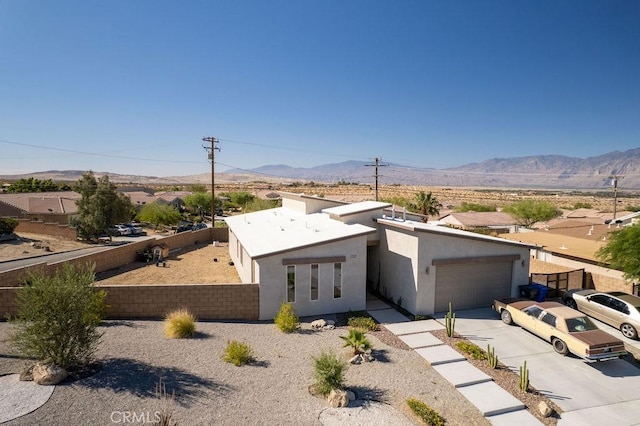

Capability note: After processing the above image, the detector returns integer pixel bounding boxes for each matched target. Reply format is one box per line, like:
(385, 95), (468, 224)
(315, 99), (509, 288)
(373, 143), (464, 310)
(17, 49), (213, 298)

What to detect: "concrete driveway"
(435, 307), (640, 426)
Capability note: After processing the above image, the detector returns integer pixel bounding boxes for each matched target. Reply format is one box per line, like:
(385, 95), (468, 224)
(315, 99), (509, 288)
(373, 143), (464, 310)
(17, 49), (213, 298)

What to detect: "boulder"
(311, 319), (326, 329)
(19, 364), (34, 381)
(346, 390), (356, 401)
(327, 389), (349, 408)
(32, 363), (67, 386)
(538, 401), (554, 418)
(323, 324), (336, 330)
(348, 354), (362, 364)
(325, 319), (335, 326)
(363, 353), (376, 362)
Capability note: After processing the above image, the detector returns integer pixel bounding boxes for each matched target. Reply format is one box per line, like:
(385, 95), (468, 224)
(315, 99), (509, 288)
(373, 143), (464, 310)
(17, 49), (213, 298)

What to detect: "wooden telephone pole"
(202, 137), (220, 219)
(365, 157), (387, 201)
(610, 174), (623, 221)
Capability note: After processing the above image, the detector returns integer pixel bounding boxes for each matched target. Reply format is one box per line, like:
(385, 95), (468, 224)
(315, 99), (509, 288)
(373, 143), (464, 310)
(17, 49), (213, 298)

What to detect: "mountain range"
(2, 148), (640, 190)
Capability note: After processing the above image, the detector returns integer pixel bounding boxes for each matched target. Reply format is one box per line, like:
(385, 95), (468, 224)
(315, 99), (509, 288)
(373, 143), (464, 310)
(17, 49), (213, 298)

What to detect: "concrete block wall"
(530, 258), (631, 294)
(0, 287), (18, 318)
(99, 283), (259, 320)
(15, 219), (77, 239)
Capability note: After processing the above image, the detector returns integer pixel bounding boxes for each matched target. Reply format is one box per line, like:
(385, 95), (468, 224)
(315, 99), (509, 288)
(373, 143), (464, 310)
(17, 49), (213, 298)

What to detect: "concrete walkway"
(366, 297), (542, 425)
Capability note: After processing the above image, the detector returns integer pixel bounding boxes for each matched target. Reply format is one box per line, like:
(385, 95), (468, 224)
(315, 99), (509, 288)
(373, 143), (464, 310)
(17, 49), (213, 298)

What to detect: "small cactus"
(445, 302), (456, 337)
(519, 360), (530, 392)
(487, 344), (498, 369)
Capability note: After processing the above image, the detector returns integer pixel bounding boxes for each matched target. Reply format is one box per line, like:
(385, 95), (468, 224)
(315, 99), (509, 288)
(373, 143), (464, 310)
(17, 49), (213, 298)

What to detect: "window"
(310, 264), (319, 301)
(287, 265), (295, 303)
(524, 305), (543, 318)
(333, 263), (342, 298)
(590, 295), (611, 307)
(540, 312), (557, 327)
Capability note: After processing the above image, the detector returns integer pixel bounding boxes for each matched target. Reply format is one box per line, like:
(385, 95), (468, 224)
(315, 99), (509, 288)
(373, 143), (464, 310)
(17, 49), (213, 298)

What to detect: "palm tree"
(340, 328), (373, 356)
(411, 191), (442, 222)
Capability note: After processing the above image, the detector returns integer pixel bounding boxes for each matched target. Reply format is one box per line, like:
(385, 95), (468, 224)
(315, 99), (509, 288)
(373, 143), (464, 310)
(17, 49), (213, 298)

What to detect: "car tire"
(621, 323), (638, 340)
(500, 309), (513, 325)
(552, 338), (569, 356)
(564, 298), (577, 310)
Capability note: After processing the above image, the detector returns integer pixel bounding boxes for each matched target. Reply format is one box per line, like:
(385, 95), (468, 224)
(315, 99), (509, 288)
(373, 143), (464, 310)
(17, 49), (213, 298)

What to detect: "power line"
(365, 157), (388, 201)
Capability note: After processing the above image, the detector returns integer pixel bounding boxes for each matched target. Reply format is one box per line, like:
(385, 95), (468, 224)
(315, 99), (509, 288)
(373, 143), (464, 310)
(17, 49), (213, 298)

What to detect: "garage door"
(434, 261), (512, 312)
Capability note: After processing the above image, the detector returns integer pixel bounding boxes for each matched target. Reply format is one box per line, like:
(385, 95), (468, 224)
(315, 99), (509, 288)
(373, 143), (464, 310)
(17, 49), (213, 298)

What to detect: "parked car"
(123, 223), (143, 235)
(108, 225), (131, 236)
(562, 290), (640, 340)
(494, 299), (627, 361)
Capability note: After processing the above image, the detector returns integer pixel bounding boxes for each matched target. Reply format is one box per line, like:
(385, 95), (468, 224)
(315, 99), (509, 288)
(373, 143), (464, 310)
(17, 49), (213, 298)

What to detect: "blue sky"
(1, 1), (639, 177)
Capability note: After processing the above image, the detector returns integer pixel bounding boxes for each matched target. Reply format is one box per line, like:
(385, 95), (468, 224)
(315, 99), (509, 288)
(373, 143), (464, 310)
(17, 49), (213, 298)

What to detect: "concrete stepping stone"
(367, 308), (409, 324)
(433, 361), (493, 388)
(398, 332), (443, 349)
(457, 381), (526, 417)
(415, 345), (466, 365)
(384, 320), (444, 336)
(366, 299), (392, 311)
(488, 409), (542, 425)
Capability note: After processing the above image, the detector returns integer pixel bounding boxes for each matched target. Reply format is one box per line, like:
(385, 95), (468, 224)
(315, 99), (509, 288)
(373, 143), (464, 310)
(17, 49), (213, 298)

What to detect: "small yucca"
(164, 309), (196, 339)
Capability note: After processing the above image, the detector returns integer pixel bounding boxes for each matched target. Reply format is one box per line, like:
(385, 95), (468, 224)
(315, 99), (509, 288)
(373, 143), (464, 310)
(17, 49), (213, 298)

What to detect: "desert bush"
(274, 302), (299, 333)
(347, 315), (378, 332)
(0, 217), (18, 234)
(222, 340), (254, 366)
(164, 309), (197, 338)
(10, 263), (106, 369)
(312, 350), (346, 396)
(407, 397), (446, 426)
(455, 341), (487, 360)
(340, 328), (373, 356)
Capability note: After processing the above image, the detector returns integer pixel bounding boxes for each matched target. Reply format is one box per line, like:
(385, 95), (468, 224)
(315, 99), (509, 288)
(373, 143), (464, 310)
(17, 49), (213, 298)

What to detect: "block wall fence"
(1, 227), (259, 320)
(530, 258), (632, 294)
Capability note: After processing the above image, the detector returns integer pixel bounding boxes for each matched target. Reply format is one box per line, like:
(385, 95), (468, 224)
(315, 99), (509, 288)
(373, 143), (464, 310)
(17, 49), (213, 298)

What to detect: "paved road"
(435, 308), (640, 426)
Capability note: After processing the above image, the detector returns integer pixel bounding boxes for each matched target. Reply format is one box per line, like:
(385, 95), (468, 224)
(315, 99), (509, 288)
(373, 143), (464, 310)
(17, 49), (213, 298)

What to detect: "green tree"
(0, 217), (19, 234)
(455, 202), (497, 212)
(183, 192), (213, 216)
(136, 203), (181, 228)
(189, 184), (207, 193)
(10, 263), (106, 369)
(380, 196), (412, 209)
(72, 171), (135, 240)
(596, 225), (640, 282)
(243, 198), (280, 213)
(503, 200), (561, 228)
(7, 177), (61, 193)
(409, 191), (442, 222)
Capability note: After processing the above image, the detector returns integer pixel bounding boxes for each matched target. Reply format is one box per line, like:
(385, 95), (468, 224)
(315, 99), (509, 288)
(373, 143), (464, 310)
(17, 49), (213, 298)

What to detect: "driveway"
(435, 308), (640, 426)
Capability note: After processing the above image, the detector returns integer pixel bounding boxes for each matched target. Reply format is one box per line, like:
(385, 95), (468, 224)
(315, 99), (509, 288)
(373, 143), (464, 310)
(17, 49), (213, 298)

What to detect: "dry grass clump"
(164, 309), (197, 339)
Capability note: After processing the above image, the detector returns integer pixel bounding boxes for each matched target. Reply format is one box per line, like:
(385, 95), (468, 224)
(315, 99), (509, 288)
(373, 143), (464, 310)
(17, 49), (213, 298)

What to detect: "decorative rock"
(325, 319), (335, 326)
(311, 319), (327, 329)
(32, 363), (67, 386)
(327, 389), (349, 408)
(346, 390), (356, 401)
(349, 354), (362, 364)
(363, 353), (376, 362)
(323, 324), (335, 330)
(538, 401), (553, 418)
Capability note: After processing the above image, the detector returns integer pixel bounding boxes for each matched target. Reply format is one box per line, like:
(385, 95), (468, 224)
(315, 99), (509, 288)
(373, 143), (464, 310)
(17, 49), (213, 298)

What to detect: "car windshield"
(566, 316), (598, 332)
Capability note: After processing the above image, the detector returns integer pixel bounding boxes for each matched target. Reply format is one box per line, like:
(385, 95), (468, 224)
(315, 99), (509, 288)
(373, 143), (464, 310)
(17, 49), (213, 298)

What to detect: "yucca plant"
(164, 309), (197, 339)
(340, 328), (373, 356)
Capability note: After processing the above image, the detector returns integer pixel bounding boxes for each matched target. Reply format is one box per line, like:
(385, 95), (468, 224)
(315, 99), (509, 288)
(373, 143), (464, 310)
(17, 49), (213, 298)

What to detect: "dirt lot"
(96, 242), (241, 284)
(0, 233), (88, 262)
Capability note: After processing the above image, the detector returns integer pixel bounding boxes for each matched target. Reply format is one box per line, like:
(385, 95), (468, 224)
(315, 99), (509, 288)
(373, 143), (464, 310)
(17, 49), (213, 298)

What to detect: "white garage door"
(434, 261), (512, 312)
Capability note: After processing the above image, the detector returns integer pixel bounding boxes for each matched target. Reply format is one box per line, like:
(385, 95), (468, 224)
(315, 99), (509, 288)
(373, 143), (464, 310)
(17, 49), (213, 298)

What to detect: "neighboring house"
(226, 192), (533, 320)
(438, 211), (519, 234)
(155, 191), (189, 210)
(499, 217), (635, 294)
(0, 191), (80, 224)
(605, 210), (640, 226)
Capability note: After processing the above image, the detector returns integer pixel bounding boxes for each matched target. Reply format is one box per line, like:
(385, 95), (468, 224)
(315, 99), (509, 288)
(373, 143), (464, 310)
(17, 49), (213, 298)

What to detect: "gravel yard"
(0, 317), (491, 426)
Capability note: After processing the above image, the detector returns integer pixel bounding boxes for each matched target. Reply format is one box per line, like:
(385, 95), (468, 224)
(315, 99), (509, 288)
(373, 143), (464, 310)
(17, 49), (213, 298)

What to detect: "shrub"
(10, 263), (106, 369)
(340, 328), (373, 356)
(222, 340), (254, 366)
(455, 341), (487, 360)
(347, 316), (379, 332)
(164, 309), (196, 338)
(407, 397), (446, 426)
(312, 350), (346, 396)
(274, 302), (299, 333)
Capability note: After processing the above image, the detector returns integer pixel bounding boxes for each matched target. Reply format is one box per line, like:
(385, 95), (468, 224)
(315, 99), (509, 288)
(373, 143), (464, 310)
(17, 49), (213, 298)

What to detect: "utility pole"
(202, 137), (220, 220)
(610, 174), (623, 221)
(365, 157), (387, 201)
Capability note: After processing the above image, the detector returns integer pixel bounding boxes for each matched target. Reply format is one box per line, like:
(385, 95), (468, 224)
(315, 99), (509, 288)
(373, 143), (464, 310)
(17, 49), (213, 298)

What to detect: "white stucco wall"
(256, 235), (368, 320)
(228, 229), (253, 283)
(376, 224), (531, 315)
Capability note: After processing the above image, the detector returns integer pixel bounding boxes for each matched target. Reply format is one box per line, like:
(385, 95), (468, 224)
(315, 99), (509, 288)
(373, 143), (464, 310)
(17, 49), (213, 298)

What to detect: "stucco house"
(226, 193), (534, 320)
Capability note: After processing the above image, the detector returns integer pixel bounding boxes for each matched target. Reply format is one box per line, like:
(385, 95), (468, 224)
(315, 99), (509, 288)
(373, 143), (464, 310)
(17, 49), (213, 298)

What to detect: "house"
(438, 211), (519, 234)
(226, 192), (534, 320)
(0, 191), (80, 224)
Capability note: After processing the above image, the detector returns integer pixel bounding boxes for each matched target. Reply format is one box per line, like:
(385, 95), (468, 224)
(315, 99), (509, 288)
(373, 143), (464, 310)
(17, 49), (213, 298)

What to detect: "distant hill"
(2, 148), (640, 189)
